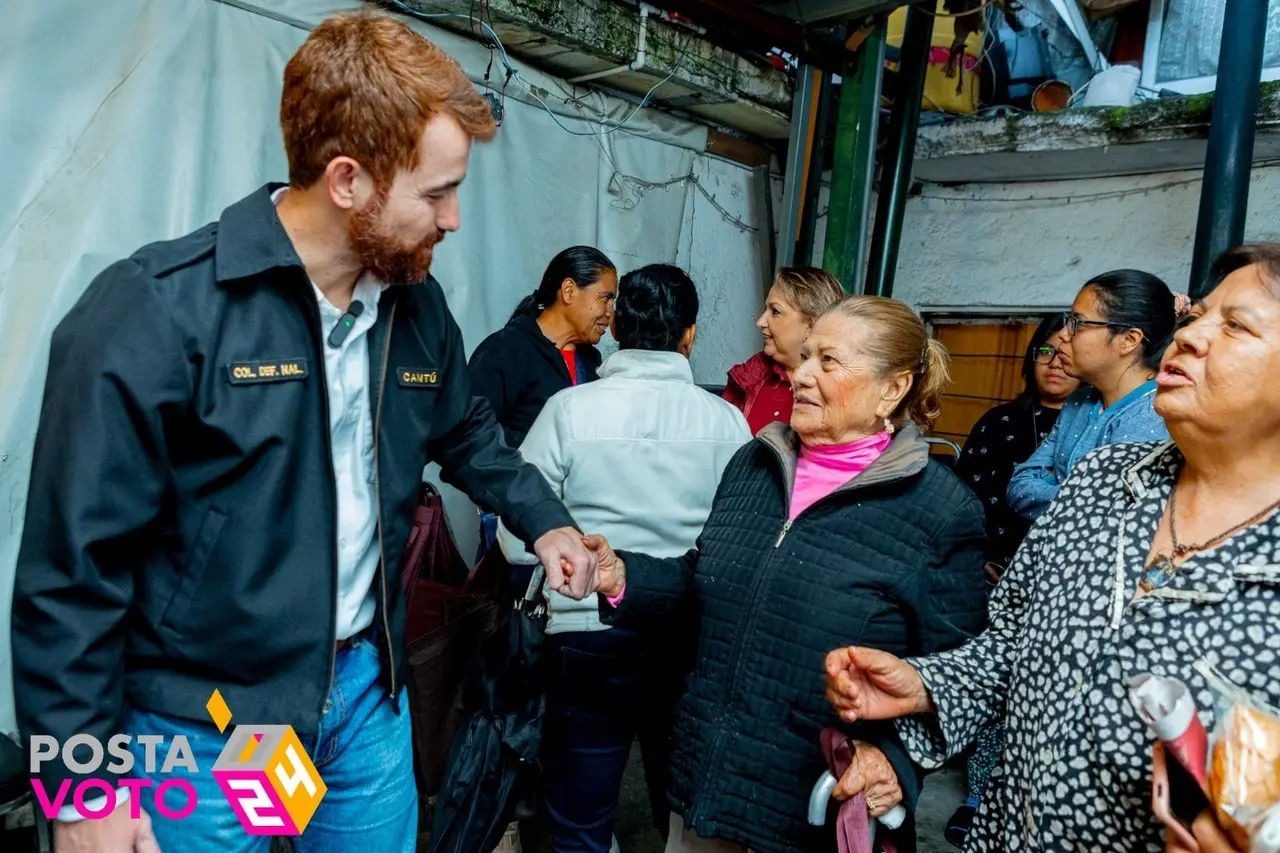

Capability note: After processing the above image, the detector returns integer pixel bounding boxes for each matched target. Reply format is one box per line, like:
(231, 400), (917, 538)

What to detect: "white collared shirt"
(313, 274), (388, 640)
(273, 188), (386, 640)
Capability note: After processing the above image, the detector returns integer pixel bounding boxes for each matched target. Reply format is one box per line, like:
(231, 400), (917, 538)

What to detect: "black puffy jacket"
(607, 422), (989, 853)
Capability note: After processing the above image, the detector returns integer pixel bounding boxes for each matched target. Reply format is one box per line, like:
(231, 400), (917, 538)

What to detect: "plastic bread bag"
(1130, 666), (1280, 853)
(1206, 682), (1280, 853)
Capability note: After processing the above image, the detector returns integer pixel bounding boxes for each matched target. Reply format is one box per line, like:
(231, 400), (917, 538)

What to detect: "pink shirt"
(606, 431), (893, 607)
(789, 431), (892, 521)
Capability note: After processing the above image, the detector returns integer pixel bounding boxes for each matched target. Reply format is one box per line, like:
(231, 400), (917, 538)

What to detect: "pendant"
(1140, 556), (1178, 592)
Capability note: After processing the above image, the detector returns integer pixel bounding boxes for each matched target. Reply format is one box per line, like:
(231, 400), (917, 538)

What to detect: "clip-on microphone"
(327, 301), (365, 348)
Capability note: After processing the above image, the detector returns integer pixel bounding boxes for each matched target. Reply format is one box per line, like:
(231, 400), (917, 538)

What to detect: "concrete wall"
(814, 165), (1280, 314)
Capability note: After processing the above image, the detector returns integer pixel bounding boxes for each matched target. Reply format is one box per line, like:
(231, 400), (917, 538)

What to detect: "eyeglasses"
(1061, 312), (1134, 338)
(1032, 345), (1063, 364)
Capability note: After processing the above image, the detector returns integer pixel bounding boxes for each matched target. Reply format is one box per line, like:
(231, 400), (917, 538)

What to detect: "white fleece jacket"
(497, 348), (751, 634)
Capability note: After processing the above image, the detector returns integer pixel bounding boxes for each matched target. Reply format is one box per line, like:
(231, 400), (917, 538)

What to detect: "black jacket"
(12, 185), (574, 790)
(467, 313), (601, 448)
(955, 398), (1060, 566)
(606, 423), (989, 853)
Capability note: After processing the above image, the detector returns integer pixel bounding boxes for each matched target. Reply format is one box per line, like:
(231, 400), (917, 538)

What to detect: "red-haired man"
(13, 13), (596, 852)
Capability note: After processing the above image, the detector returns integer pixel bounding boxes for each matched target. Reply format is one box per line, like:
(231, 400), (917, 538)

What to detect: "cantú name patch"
(397, 368), (441, 388)
(226, 360), (309, 385)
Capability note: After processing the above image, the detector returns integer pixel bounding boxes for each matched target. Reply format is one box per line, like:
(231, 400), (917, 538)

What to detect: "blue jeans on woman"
(543, 628), (678, 853)
(124, 630), (417, 852)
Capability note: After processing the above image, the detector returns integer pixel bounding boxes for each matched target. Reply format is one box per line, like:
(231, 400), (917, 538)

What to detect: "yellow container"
(887, 1), (982, 114)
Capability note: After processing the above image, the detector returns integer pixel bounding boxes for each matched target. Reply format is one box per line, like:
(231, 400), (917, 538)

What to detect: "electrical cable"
(380, 0), (682, 138)
(377, 1), (756, 231)
(523, 69), (682, 137)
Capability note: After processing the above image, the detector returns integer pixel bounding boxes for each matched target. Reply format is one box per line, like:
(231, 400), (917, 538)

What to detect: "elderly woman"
(722, 267), (845, 434)
(825, 244), (1280, 853)
(586, 296), (989, 853)
(1007, 270), (1176, 520)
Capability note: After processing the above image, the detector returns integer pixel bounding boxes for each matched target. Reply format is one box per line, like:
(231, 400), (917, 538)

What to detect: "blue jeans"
(125, 632), (417, 852)
(543, 629), (677, 853)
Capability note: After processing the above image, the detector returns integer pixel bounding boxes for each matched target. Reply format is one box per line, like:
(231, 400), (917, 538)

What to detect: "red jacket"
(722, 352), (794, 435)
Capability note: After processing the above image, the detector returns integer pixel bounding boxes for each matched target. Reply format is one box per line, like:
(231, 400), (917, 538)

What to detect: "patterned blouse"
(896, 440), (1280, 852)
(956, 399), (1060, 566)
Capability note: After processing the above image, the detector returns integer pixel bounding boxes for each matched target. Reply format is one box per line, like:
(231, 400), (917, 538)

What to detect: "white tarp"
(0, 0), (762, 731)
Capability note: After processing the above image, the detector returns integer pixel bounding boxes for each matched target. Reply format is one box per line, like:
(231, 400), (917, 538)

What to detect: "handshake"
(531, 529), (625, 600)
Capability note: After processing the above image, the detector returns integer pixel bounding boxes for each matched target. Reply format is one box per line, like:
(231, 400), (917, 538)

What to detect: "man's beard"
(348, 191), (441, 285)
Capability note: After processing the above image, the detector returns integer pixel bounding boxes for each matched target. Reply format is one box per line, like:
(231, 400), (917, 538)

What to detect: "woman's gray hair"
(821, 295), (952, 432)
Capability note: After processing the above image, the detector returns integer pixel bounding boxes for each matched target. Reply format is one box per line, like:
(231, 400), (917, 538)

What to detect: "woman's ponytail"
(1083, 270), (1175, 372)
(509, 291), (542, 321)
(908, 337), (952, 433)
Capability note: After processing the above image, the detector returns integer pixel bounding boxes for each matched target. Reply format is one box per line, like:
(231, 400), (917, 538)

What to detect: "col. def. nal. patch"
(398, 367), (442, 388)
(226, 359), (309, 385)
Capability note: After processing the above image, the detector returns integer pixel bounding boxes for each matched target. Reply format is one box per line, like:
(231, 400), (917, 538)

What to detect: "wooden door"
(931, 320), (1042, 448)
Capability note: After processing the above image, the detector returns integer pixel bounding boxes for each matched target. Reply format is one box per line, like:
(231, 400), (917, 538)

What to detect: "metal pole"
(1189, 0), (1270, 297)
(778, 64), (820, 269)
(822, 26), (886, 293)
(865, 4), (931, 298)
(758, 164), (778, 300)
(797, 70), (838, 266)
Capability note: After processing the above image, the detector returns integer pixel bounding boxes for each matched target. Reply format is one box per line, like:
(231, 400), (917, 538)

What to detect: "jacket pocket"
(787, 706), (833, 738)
(782, 706), (840, 760)
(159, 508), (227, 635)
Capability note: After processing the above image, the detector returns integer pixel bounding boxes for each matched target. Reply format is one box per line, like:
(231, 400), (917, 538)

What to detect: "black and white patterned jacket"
(899, 440), (1280, 852)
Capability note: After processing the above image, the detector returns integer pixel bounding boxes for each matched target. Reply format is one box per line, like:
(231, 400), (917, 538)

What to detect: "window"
(1142, 0), (1280, 95)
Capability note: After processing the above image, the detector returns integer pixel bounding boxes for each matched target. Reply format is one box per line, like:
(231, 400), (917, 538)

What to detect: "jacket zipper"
(691, 436), (882, 828)
(690, 440), (794, 828)
(774, 519), (792, 548)
(372, 300), (398, 698)
(302, 284), (341, 721)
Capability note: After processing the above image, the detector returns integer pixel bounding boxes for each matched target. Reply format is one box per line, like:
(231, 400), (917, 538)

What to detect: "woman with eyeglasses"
(944, 315), (1079, 846)
(1006, 270), (1177, 521)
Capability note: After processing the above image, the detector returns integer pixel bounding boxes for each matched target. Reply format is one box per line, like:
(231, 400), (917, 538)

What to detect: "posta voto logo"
(29, 690), (327, 836)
